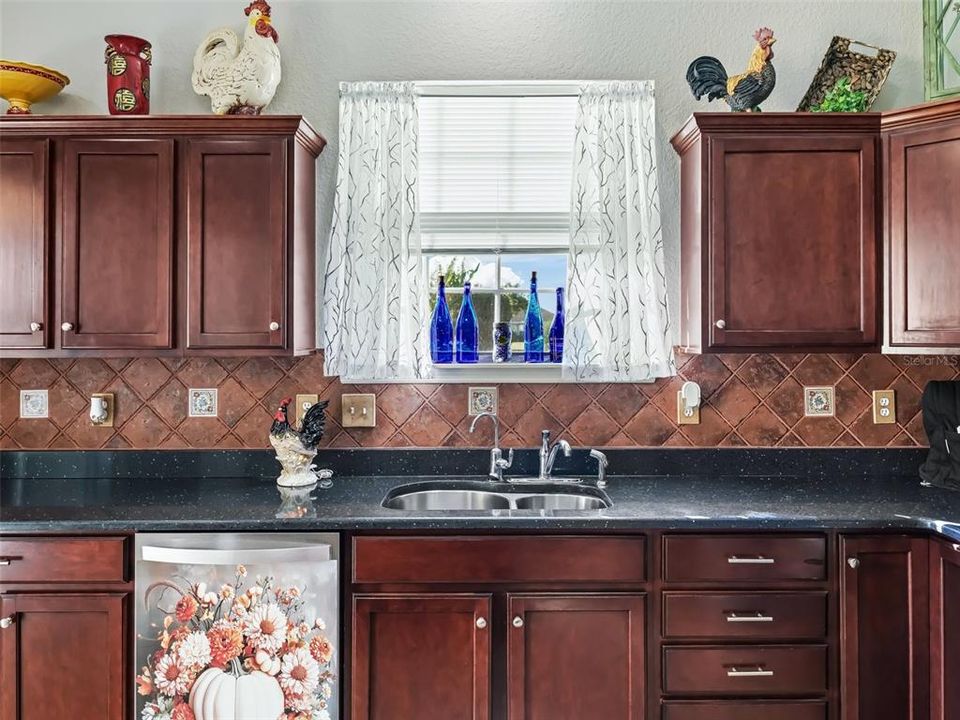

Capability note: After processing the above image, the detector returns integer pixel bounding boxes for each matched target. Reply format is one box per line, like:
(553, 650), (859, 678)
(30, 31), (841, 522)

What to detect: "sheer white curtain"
(563, 81), (675, 382)
(322, 82), (429, 380)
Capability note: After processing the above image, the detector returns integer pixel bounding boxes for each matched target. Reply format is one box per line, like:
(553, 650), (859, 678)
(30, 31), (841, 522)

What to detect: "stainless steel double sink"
(382, 479), (612, 512)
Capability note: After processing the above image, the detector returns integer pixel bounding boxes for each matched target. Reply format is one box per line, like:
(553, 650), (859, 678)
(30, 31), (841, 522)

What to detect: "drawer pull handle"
(726, 612), (774, 623)
(727, 666), (774, 678)
(727, 555), (775, 564)
(0, 558), (12, 566)
(0, 615), (15, 629)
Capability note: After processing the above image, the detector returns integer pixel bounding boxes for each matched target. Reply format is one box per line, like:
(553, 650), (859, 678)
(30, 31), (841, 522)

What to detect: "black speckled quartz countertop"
(1, 449), (958, 541)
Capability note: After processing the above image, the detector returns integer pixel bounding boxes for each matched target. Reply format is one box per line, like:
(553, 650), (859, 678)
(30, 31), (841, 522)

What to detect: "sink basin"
(382, 480), (612, 511)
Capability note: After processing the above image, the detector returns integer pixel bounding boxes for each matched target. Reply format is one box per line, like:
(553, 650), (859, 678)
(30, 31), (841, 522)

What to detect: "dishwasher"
(135, 533), (339, 720)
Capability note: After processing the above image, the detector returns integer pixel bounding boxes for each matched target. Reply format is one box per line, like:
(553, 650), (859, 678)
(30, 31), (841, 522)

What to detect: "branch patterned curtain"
(322, 82), (429, 380)
(563, 81), (675, 382)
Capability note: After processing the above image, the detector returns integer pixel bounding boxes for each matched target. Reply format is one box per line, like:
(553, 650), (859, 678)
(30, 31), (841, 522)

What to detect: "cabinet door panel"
(61, 139), (173, 348)
(930, 539), (960, 720)
(888, 121), (960, 348)
(0, 139), (48, 348)
(840, 536), (929, 720)
(352, 594), (490, 720)
(0, 593), (127, 720)
(185, 138), (286, 350)
(507, 594), (645, 720)
(709, 136), (877, 349)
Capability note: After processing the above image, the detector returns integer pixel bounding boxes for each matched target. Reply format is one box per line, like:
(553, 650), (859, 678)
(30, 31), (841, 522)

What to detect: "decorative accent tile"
(804, 386), (835, 417)
(188, 388), (218, 417)
(19, 389), (48, 418)
(467, 386), (498, 416)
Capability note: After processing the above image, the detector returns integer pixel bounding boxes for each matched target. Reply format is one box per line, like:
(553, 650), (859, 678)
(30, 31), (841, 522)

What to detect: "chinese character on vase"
(104, 35), (151, 115)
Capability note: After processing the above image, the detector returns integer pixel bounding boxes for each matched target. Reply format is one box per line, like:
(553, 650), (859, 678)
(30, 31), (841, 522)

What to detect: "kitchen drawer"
(663, 592), (828, 640)
(0, 536), (128, 584)
(662, 700), (827, 720)
(353, 535), (646, 585)
(663, 535), (826, 583)
(662, 645), (828, 696)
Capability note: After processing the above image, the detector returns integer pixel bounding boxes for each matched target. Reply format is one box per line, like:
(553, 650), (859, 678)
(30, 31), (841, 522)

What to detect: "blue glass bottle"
(524, 271), (544, 363)
(430, 275), (453, 364)
(548, 287), (565, 363)
(456, 281), (479, 363)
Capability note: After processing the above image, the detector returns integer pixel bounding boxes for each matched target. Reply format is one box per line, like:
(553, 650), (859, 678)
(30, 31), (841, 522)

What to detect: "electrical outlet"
(295, 394), (319, 426)
(91, 392), (115, 427)
(342, 393), (376, 428)
(872, 389), (896, 424)
(676, 390), (700, 425)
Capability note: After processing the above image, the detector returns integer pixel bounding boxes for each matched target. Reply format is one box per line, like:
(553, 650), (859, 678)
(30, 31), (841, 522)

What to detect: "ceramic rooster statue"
(686, 28), (777, 112)
(269, 397), (329, 487)
(192, 0), (281, 115)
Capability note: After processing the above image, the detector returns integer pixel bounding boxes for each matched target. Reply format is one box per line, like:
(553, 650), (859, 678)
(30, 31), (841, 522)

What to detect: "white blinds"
(418, 93), (578, 251)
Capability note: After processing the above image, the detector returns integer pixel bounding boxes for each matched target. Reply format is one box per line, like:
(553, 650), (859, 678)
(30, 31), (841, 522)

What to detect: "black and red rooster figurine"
(269, 397), (329, 487)
(687, 27), (777, 112)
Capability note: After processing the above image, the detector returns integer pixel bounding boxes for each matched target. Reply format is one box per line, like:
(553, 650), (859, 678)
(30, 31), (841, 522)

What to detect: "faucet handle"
(496, 448), (514, 470)
(589, 449), (609, 488)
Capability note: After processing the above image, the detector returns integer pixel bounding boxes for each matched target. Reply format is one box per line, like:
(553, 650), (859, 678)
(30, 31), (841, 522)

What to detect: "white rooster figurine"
(192, 0), (281, 115)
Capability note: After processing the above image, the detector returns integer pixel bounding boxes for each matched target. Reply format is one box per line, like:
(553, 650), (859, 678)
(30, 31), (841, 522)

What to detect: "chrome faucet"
(539, 430), (571, 481)
(590, 449), (609, 488)
(470, 412), (513, 482)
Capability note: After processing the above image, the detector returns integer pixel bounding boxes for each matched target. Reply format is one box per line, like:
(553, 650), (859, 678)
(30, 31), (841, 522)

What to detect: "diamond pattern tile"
(1, 349), (955, 449)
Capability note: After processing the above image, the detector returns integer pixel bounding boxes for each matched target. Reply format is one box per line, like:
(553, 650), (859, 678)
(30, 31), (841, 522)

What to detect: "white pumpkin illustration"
(189, 667), (284, 720)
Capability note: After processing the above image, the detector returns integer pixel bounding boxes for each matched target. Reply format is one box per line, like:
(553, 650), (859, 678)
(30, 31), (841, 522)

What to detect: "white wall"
(0, 0), (924, 339)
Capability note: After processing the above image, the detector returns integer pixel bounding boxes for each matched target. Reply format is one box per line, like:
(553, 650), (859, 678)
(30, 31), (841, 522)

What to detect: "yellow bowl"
(0, 60), (70, 114)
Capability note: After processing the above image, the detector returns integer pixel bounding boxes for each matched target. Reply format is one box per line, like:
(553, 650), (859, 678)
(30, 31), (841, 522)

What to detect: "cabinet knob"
(61, 322), (74, 332)
(512, 615), (524, 628)
(847, 557), (860, 569)
(475, 616), (487, 629)
(269, 321), (280, 331)
(0, 615), (14, 629)
(715, 319), (726, 330)
(29, 322), (42, 332)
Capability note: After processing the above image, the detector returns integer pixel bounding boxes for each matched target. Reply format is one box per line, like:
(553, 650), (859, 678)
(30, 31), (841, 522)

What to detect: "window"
(418, 86), (578, 367)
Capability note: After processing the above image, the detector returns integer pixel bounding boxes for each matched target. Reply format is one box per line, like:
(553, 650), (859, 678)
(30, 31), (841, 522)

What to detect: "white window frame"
(415, 81), (580, 383)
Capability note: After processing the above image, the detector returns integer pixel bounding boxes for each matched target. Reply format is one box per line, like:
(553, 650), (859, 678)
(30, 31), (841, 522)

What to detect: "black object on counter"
(920, 380), (960, 490)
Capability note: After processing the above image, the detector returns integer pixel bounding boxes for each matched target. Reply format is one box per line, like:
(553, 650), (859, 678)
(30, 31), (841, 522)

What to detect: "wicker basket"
(798, 36), (897, 111)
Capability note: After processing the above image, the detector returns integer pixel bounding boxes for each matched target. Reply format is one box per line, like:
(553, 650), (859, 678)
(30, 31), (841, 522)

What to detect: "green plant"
(812, 77), (869, 112)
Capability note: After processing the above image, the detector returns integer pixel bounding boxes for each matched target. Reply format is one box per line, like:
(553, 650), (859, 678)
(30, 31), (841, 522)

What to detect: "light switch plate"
(872, 389), (896, 424)
(468, 387), (498, 416)
(342, 393), (376, 428)
(804, 386), (835, 417)
(91, 392), (115, 427)
(676, 390), (700, 425)
(295, 394), (319, 426)
(19, 389), (48, 418)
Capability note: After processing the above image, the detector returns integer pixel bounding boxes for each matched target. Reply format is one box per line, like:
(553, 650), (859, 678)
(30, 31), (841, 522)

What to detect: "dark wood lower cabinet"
(507, 594), (646, 720)
(840, 535), (930, 720)
(0, 593), (127, 720)
(661, 700), (827, 720)
(351, 594), (491, 720)
(930, 539), (960, 720)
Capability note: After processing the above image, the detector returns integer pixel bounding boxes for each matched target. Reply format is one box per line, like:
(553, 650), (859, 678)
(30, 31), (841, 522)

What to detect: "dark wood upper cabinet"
(184, 138), (286, 350)
(883, 98), (960, 351)
(672, 114), (879, 352)
(507, 594), (646, 720)
(840, 535), (929, 720)
(0, 116), (324, 357)
(352, 594), (491, 720)
(61, 138), (174, 349)
(0, 593), (127, 720)
(929, 539), (960, 720)
(0, 139), (49, 349)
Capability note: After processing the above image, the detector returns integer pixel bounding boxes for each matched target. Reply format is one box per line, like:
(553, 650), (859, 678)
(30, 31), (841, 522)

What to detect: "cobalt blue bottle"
(430, 275), (453, 364)
(456, 281), (479, 363)
(524, 271), (544, 363)
(549, 287), (564, 363)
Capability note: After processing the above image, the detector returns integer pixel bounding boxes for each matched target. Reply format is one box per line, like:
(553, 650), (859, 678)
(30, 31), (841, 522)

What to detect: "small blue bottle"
(524, 271), (544, 363)
(430, 275), (453, 364)
(456, 281), (479, 363)
(549, 287), (564, 363)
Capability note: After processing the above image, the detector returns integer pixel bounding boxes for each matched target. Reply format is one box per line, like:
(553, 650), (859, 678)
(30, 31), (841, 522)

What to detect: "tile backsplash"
(1, 353), (957, 450)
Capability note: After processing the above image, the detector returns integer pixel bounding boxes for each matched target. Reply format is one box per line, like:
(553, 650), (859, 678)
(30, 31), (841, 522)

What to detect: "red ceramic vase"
(104, 34), (151, 115)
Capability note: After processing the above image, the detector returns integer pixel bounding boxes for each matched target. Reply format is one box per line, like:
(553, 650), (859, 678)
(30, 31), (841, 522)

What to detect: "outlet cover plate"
(676, 390), (701, 425)
(295, 394), (320, 426)
(19, 389), (48, 419)
(91, 392), (115, 427)
(468, 387), (498, 416)
(872, 389), (896, 424)
(804, 386), (835, 417)
(342, 393), (376, 428)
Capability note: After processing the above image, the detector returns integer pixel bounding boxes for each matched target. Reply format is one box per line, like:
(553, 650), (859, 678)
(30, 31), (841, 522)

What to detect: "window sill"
(428, 360), (563, 384)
